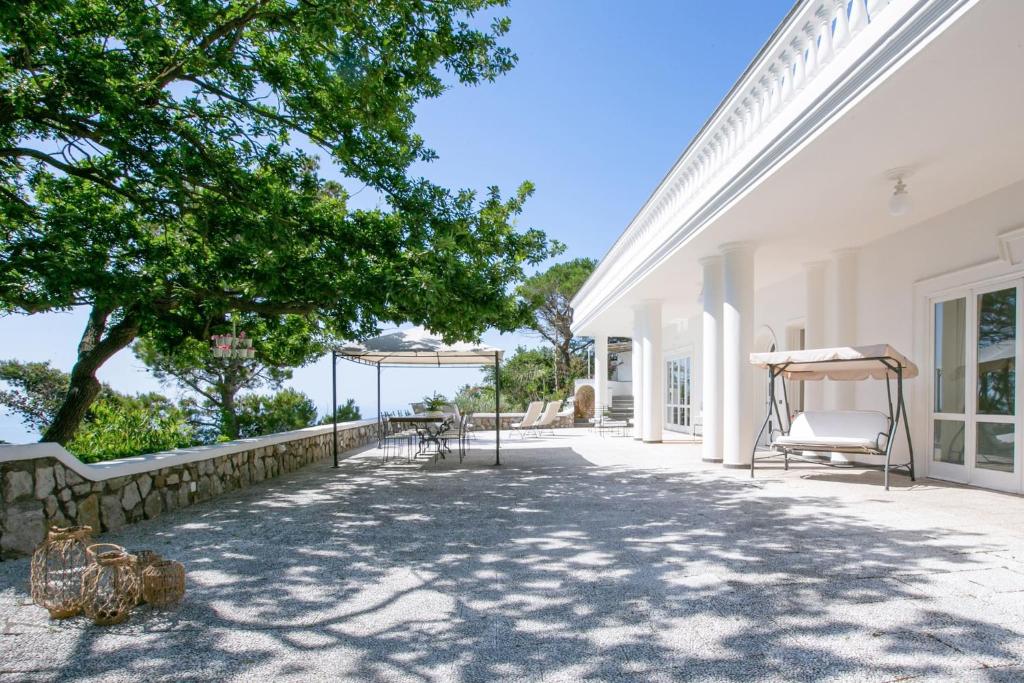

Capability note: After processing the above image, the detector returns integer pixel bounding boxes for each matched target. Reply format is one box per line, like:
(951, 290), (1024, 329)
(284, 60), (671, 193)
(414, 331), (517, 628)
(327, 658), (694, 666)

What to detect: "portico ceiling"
(576, 0), (1024, 336)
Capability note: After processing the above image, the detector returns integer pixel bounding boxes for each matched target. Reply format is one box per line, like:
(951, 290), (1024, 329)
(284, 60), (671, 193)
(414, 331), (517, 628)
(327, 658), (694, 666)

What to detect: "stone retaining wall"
(0, 421), (378, 558)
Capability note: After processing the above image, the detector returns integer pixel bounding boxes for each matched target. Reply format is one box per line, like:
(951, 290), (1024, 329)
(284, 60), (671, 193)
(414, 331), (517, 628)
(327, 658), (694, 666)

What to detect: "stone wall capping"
(0, 420), (376, 483)
(1, 419), (380, 557)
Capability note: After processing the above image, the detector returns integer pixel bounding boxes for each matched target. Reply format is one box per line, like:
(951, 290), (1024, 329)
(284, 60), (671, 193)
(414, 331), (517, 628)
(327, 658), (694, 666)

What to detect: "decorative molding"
(997, 225), (1024, 265)
(572, 0), (971, 334)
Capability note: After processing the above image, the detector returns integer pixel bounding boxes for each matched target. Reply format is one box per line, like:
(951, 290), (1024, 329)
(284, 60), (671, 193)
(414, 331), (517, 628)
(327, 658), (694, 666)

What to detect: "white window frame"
(664, 351), (693, 434)
(917, 260), (1024, 493)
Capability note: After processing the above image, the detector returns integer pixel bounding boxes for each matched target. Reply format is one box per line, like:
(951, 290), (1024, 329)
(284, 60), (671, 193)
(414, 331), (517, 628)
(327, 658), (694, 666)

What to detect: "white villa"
(571, 0), (1024, 493)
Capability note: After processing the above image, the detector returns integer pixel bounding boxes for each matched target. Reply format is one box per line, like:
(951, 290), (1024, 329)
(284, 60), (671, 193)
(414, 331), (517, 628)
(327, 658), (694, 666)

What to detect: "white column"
(631, 311), (645, 440)
(700, 256), (724, 463)
(722, 242), (756, 468)
(640, 301), (664, 442)
(594, 335), (609, 416)
(804, 261), (827, 412)
(830, 249), (859, 410)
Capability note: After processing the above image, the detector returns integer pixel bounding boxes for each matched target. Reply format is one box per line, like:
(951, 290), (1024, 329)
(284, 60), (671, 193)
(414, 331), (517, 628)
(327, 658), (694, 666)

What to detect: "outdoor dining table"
(387, 415), (454, 457)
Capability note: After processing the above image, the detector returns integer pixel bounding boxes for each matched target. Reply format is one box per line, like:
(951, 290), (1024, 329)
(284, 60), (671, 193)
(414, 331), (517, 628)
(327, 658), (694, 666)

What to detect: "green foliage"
(0, 359), (71, 433)
(422, 392), (449, 412)
(473, 346), (565, 411)
(66, 396), (195, 463)
(134, 314), (327, 439)
(453, 384), (502, 413)
(0, 0), (559, 444)
(235, 388), (318, 439)
(516, 258), (596, 390)
(0, 0), (521, 221)
(318, 399), (362, 425)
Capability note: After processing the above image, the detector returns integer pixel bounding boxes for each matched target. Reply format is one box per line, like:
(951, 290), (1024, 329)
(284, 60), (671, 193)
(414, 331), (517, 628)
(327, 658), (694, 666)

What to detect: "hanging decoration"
(211, 318), (256, 359)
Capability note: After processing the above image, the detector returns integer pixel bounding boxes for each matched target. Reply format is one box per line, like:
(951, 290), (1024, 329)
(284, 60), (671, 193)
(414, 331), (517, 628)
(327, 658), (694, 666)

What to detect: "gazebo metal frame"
(330, 332), (504, 467)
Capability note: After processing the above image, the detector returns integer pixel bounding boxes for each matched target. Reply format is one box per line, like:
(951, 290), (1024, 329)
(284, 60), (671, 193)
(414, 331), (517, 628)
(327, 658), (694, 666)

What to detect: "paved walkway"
(2, 430), (1024, 682)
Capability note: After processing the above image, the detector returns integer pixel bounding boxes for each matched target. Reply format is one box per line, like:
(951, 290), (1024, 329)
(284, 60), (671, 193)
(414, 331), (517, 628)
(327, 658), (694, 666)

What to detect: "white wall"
(851, 179), (1024, 469)
(666, 179), (1024, 477)
(612, 351), (632, 383)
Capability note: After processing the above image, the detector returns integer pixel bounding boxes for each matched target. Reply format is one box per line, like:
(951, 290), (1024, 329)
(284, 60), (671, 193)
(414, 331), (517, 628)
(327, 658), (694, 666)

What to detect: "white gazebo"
(331, 327), (505, 466)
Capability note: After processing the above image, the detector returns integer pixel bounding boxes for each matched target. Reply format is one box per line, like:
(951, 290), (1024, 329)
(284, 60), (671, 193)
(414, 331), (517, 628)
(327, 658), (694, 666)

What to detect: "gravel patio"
(3, 429), (1024, 682)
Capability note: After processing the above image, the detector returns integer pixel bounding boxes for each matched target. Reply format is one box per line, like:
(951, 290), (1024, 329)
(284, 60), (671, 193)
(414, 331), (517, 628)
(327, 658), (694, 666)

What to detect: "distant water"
(0, 413), (35, 445)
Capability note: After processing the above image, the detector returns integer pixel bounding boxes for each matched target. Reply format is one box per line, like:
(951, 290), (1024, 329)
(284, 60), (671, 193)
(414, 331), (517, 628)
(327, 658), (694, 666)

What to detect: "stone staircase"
(609, 395), (634, 422)
(576, 394), (634, 426)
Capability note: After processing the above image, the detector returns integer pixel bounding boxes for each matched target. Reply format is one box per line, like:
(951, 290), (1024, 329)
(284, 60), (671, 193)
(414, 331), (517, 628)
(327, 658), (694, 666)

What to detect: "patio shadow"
(1, 439), (1022, 681)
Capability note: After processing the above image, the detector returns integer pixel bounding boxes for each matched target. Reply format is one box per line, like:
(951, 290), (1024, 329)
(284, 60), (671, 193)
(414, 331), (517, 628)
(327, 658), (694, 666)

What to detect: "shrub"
(235, 388), (318, 438)
(318, 399), (362, 425)
(67, 398), (194, 463)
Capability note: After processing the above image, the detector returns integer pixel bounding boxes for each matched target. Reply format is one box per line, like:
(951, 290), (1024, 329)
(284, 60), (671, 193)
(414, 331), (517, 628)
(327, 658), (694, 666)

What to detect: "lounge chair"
(511, 401), (544, 438)
(532, 400), (562, 436)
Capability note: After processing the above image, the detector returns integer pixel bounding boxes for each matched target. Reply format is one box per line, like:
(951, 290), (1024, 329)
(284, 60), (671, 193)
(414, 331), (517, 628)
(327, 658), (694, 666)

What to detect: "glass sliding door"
(930, 282), (1022, 491)
(972, 286), (1018, 489)
(665, 356), (692, 433)
(932, 296), (967, 479)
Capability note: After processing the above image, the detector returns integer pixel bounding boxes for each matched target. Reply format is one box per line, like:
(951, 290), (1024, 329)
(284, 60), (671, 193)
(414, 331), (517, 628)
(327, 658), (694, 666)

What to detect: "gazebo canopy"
(336, 327), (504, 367)
(330, 327), (505, 467)
(749, 344), (919, 381)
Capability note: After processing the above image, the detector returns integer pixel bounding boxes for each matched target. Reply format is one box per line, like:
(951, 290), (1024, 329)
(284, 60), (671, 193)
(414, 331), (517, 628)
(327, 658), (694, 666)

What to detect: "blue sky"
(0, 0), (793, 443)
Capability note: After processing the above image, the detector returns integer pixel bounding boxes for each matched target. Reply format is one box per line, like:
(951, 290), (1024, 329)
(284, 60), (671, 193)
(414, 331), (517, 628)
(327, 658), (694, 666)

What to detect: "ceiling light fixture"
(888, 174), (912, 216)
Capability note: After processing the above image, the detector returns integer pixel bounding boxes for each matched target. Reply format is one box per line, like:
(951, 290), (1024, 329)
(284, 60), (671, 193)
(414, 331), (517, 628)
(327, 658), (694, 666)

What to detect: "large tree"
(0, 0), (557, 444)
(516, 258), (596, 391)
(133, 314), (326, 440)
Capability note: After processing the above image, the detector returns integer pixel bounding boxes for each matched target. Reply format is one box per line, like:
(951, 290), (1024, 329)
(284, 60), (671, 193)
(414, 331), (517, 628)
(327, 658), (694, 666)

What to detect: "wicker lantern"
(81, 544), (140, 625)
(131, 550), (162, 604)
(142, 560), (186, 608)
(30, 525), (93, 619)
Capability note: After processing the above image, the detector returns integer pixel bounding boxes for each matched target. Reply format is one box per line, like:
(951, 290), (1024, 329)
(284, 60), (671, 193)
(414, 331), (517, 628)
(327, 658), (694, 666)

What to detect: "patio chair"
(411, 402), (426, 415)
(596, 406), (631, 437)
(511, 401), (544, 438)
(427, 417), (455, 463)
(441, 414), (471, 463)
(381, 415), (415, 463)
(532, 400), (563, 436)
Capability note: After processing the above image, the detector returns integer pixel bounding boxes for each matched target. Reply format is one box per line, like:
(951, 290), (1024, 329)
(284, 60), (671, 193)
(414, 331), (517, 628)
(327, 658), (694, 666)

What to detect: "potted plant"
(422, 392), (448, 417)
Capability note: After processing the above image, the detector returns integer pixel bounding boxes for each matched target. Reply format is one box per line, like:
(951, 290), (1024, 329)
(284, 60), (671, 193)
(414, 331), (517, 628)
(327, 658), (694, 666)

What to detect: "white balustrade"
(803, 21), (819, 77)
(791, 37), (806, 90)
(573, 0), (901, 325)
(833, 0), (850, 50)
(780, 53), (794, 103)
(817, 6), (834, 64)
(849, 0), (869, 33)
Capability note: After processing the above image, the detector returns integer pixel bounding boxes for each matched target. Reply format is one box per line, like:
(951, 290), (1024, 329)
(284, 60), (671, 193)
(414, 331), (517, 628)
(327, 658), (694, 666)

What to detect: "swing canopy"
(749, 344), (918, 381)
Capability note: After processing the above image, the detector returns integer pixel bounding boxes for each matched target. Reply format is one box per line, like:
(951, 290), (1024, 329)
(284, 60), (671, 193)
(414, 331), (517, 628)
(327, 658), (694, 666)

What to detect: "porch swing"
(748, 344), (917, 490)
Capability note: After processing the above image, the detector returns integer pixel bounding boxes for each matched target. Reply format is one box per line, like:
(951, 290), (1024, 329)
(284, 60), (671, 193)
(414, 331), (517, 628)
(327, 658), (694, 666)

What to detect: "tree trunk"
(218, 383), (240, 440)
(42, 305), (141, 445)
(555, 343), (573, 395)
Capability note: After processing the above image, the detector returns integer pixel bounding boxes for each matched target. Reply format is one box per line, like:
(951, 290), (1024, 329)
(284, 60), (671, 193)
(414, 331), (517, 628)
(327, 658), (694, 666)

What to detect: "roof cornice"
(571, 0), (972, 334)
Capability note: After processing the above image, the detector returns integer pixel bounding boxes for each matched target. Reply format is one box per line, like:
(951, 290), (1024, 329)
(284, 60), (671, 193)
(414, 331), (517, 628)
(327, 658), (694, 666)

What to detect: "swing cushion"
(775, 411), (890, 452)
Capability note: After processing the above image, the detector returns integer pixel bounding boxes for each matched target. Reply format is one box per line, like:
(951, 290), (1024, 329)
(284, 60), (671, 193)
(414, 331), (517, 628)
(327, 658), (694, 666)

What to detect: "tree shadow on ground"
(1, 438), (1023, 682)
